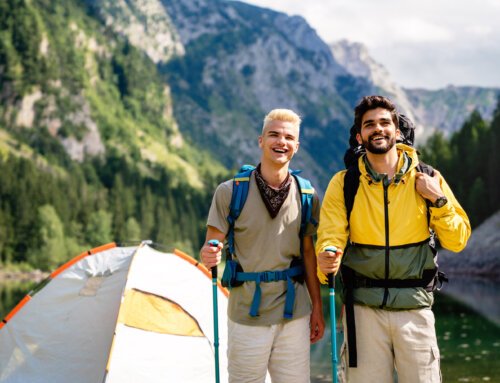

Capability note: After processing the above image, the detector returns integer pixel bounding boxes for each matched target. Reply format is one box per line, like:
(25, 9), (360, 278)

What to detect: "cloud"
(465, 25), (493, 37)
(238, 0), (500, 88)
(341, 18), (454, 45)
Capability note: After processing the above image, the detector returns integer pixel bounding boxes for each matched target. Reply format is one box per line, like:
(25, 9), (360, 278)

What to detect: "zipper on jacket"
(380, 175), (390, 308)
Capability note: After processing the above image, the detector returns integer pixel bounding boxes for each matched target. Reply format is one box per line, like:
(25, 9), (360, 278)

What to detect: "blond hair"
(262, 109), (301, 133)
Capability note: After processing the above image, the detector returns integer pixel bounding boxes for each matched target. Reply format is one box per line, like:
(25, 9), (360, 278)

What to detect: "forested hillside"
(0, 0), (226, 269)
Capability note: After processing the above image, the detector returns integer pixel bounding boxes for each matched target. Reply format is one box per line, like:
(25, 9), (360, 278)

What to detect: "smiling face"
(258, 120), (300, 167)
(356, 107), (400, 154)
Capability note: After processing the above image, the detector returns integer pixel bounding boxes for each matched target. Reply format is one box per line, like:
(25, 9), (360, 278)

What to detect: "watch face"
(435, 196), (448, 208)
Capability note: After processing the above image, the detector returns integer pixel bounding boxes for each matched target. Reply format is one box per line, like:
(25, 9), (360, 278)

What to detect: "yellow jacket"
(316, 144), (471, 309)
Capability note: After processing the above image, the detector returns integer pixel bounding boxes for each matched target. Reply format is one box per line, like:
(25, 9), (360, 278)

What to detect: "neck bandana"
(254, 164), (292, 219)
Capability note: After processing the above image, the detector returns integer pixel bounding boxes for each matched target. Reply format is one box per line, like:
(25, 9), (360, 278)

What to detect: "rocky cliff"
(159, 0), (357, 186)
(439, 210), (500, 280)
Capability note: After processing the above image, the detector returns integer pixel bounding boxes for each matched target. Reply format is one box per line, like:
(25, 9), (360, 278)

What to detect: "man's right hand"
(200, 240), (224, 269)
(317, 248), (343, 275)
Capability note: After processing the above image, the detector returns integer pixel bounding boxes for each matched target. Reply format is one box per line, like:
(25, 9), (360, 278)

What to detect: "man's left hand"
(309, 305), (325, 344)
(415, 170), (444, 203)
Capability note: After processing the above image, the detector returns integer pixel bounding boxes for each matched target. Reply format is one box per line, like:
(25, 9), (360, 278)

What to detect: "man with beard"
(315, 95), (470, 382)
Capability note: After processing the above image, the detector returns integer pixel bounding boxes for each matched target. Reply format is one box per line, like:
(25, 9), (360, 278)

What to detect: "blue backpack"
(221, 165), (316, 319)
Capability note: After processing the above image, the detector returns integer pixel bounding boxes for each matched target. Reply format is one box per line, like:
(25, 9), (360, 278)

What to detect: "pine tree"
(85, 210), (113, 247)
(466, 177), (489, 227)
(123, 217), (141, 243)
(27, 204), (68, 270)
(487, 97), (500, 211)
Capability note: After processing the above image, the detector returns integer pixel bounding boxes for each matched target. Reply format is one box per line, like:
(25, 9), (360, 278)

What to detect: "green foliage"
(0, 151), (216, 269)
(0, 31), (23, 94)
(418, 131), (453, 176)
(111, 42), (167, 122)
(0, 0), (48, 89)
(419, 100), (500, 227)
(0, 0), (229, 271)
(0, 280), (37, 320)
(487, 98), (500, 209)
(86, 210), (113, 246)
(466, 178), (489, 225)
(27, 204), (70, 270)
(123, 217), (141, 242)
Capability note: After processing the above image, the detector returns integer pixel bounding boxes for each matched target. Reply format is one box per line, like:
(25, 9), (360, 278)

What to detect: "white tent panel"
(0, 246), (136, 383)
(105, 324), (217, 383)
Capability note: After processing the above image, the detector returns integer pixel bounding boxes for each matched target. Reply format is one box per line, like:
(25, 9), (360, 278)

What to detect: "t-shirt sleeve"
(207, 181), (232, 235)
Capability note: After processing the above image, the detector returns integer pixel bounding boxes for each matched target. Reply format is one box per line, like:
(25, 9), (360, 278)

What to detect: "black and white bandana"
(254, 164), (292, 219)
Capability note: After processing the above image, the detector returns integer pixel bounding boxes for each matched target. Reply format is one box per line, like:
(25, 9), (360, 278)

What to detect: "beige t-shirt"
(207, 173), (320, 326)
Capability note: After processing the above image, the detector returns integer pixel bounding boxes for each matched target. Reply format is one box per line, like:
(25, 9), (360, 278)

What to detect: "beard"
(361, 134), (397, 154)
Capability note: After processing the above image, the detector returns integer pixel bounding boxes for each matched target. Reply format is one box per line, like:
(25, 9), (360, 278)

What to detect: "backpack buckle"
(259, 270), (284, 282)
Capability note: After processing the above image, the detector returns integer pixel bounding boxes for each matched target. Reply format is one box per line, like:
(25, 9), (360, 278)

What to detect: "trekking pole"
(207, 239), (221, 383)
(325, 246), (338, 383)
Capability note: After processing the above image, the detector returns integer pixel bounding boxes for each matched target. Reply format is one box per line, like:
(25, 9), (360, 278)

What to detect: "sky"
(240, 0), (500, 90)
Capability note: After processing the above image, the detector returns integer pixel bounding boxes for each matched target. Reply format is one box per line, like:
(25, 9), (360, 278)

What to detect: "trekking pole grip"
(325, 246), (337, 288)
(208, 239), (219, 278)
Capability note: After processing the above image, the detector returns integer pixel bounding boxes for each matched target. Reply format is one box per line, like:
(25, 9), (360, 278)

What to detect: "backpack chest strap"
(235, 264), (304, 319)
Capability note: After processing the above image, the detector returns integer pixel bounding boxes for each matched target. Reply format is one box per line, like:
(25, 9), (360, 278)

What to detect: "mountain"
(85, 0), (184, 64)
(405, 86), (500, 140)
(91, 0), (366, 187)
(95, 0), (499, 187)
(330, 39), (417, 124)
(329, 39), (500, 143)
(0, 0), (226, 186)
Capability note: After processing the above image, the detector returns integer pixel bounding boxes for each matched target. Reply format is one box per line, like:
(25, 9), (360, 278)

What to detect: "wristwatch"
(432, 196), (448, 208)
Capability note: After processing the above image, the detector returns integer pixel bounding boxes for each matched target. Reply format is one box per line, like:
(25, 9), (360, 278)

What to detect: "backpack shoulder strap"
(227, 165), (255, 255)
(343, 164), (361, 223)
(416, 161), (435, 176)
(227, 167), (316, 256)
(415, 160), (435, 228)
(291, 172), (316, 238)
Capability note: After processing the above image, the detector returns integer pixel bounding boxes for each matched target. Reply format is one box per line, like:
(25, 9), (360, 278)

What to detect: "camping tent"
(0, 242), (229, 383)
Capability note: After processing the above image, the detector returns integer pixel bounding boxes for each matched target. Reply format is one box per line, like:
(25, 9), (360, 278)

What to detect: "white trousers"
(339, 305), (441, 383)
(227, 315), (310, 383)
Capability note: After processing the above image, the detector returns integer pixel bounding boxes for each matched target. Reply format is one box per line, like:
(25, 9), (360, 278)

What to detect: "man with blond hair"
(201, 109), (324, 382)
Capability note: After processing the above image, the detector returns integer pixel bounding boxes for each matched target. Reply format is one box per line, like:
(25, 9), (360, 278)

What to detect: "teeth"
(273, 148), (286, 153)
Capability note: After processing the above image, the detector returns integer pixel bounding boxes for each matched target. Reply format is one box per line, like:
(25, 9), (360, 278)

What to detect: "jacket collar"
(360, 143), (415, 184)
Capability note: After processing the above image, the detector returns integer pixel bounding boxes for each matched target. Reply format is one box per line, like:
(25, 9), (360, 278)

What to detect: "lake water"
(1, 276), (499, 382)
(311, 275), (500, 383)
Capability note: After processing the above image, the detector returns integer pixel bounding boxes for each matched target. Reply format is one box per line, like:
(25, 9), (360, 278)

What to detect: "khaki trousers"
(339, 305), (441, 383)
(227, 316), (310, 383)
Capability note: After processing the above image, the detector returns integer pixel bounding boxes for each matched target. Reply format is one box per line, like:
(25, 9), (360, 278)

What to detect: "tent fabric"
(0, 243), (228, 383)
(117, 289), (205, 336)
